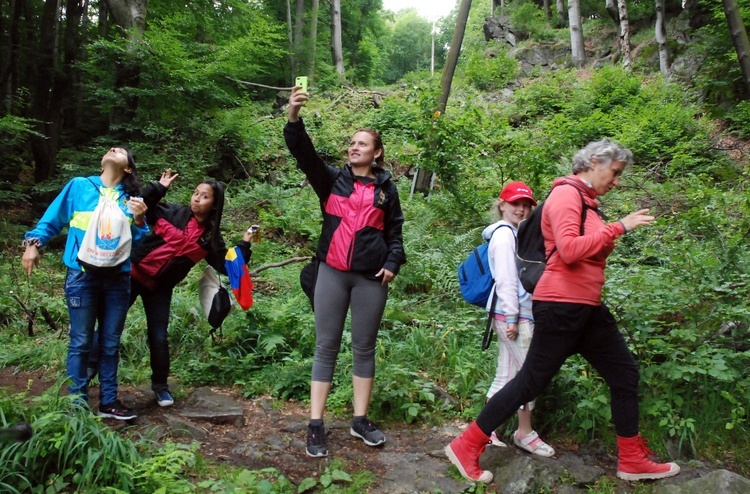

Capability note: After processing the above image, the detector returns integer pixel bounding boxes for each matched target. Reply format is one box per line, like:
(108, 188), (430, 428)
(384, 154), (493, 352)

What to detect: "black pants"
(476, 301), (640, 437)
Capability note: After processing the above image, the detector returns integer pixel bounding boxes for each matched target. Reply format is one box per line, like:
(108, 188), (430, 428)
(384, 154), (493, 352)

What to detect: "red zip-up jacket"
(533, 176), (626, 305)
(284, 119), (406, 277)
(130, 182), (251, 291)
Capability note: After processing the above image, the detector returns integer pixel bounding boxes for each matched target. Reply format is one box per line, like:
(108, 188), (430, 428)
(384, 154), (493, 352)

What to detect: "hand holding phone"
(295, 76), (308, 93)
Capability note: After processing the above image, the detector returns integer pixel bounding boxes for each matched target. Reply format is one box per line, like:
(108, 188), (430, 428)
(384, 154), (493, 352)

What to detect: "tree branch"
(250, 256), (311, 277)
(226, 77), (294, 91)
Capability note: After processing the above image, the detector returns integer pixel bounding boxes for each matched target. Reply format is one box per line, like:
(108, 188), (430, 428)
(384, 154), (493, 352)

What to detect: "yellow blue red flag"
(224, 247), (253, 310)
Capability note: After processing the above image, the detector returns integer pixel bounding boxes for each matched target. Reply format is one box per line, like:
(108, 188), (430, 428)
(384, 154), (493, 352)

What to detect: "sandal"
(513, 430), (555, 457)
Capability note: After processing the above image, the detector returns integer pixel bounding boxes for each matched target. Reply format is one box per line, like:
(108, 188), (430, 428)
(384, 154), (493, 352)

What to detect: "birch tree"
(331, 0), (344, 76)
(722, 0), (750, 94)
(655, 0), (669, 75)
(618, 0), (631, 70)
(568, 0), (585, 67)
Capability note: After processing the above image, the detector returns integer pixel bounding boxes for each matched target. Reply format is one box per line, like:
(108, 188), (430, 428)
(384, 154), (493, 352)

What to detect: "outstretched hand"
(619, 208), (655, 232)
(288, 86), (309, 123)
(159, 169), (179, 188)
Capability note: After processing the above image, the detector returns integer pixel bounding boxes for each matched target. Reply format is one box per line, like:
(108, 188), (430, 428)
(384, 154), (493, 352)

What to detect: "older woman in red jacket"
(445, 140), (681, 483)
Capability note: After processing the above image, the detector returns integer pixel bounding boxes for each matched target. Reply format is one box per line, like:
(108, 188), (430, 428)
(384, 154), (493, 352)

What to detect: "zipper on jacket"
(345, 181), (372, 269)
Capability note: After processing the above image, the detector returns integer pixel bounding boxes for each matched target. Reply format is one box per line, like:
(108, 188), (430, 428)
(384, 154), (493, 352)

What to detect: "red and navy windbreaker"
(130, 182), (251, 290)
(284, 119), (406, 278)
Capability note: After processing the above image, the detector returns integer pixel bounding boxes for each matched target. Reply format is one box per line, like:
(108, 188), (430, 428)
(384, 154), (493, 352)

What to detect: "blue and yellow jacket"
(24, 176), (149, 272)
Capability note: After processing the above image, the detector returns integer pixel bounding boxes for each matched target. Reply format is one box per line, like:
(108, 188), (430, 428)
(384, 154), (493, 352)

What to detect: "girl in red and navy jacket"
(285, 86), (406, 458)
(125, 171), (255, 407)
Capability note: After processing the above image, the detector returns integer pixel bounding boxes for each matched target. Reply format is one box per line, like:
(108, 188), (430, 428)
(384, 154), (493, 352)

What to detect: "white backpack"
(76, 180), (132, 275)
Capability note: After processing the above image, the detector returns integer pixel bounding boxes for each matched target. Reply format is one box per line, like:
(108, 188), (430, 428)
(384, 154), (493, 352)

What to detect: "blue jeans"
(91, 279), (173, 392)
(65, 269), (131, 405)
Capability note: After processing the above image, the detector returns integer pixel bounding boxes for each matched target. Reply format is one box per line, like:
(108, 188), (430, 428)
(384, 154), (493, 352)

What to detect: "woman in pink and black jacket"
(284, 86), (406, 458)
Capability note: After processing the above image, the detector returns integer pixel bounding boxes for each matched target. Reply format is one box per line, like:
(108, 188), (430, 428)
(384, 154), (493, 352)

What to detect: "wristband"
(22, 238), (42, 248)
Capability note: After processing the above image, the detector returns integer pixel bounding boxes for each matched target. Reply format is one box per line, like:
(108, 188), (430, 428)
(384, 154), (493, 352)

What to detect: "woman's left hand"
(376, 268), (395, 286)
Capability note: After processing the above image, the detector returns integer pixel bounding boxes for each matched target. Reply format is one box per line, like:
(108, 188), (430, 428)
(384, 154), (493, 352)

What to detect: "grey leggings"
(311, 261), (388, 382)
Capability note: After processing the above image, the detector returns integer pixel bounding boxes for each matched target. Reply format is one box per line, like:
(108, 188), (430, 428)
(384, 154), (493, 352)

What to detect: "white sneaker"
(488, 431), (507, 447)
(513, 430), (555, 457)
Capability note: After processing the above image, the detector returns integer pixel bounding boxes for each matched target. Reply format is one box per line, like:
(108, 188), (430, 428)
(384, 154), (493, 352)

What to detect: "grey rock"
(375, 451), (468, 494)
(654, 469), (750, 494)
(164, 414), (209, 441)
(178, 387), (244, 426)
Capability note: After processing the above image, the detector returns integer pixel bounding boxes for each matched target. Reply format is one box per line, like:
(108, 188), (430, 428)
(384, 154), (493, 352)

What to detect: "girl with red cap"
(480, 182), (554, 456)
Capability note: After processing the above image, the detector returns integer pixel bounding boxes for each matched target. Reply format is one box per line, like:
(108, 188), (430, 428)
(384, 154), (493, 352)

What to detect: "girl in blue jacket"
(22, 147), (149, 420)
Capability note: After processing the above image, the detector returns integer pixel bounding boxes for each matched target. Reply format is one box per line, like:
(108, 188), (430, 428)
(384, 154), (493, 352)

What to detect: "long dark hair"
(201, 179), (226, 254)
(121, 150), (143, 197)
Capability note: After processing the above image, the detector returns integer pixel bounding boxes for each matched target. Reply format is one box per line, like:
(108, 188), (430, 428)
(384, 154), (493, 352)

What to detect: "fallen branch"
(227, 77), (293, 91)
(250, 256), (311, 277)
(9, 291), (35, 337)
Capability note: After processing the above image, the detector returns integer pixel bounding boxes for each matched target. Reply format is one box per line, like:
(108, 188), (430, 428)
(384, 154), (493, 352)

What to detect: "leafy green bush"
(463, 49), (520, 91)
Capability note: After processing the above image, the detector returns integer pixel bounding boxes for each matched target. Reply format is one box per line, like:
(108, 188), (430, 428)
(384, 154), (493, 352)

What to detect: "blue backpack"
(457, 224), (513, 307)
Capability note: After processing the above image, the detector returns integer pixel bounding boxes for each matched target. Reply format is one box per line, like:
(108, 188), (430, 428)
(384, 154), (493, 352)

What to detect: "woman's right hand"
(22, 245), (39, 275)
(159, 168), (179, 188)
(288, 86), (308, 123)
(619, 208), (655, 232)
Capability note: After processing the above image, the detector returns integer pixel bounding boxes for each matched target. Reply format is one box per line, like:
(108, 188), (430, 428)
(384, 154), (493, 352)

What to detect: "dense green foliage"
(1, 0), (750, 490)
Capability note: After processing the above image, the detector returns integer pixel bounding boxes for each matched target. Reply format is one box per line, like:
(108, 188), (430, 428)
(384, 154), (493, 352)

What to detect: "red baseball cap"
(499, 181), (537, 206)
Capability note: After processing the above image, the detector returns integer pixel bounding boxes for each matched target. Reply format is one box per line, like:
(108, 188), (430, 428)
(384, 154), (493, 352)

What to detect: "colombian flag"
(224, 247), (253, 310)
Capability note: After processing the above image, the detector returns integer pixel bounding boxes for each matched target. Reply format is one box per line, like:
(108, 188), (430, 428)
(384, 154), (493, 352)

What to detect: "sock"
(309, 419), (323, 427)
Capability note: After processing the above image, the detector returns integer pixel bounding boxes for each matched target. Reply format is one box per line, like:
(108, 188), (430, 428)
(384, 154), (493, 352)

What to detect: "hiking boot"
(306, 422), (328, 458)
(98, 400), (137, 420)
(350, 417), (386, 446)
(155, 389), (174, 407)
(616, 434), (680, 481)
(513, 430), (555, 457)
(444, 421), (493, 483)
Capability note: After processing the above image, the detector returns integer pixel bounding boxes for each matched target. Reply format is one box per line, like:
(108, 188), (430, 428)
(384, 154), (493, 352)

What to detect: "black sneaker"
(98, 400), (137, 420)
(350, 417), (386, 446)
(306, 422), (328, 458)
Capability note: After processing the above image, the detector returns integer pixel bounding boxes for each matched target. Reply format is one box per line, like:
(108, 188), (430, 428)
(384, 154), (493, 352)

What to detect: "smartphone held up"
(295, 76), (308, 93)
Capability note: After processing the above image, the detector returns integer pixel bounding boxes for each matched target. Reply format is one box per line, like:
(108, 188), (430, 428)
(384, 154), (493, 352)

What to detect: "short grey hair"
(571, 139), (633, 174)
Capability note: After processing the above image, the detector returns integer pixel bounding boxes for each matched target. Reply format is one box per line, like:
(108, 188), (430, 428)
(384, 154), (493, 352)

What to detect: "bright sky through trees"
(381, 0), (457, 21)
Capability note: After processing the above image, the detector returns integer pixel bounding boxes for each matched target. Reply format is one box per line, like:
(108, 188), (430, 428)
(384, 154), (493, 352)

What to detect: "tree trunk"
(722, 0), (750, 96)
(104, 0), (148, 42)
(104, 0), (149, 132)
(568, 0), (585, 67)
(1, 0), (24, 114)
(655, 0), (669, 75)
(605, 0), (619, 27)
(618, 0), (631, 70)
(556, 0), (567, 27)
(413, 0), (472, 196)
(29, 0), (61, 183)
(285, 0), (294, 81)
(308, 0), (319, 79)
(330, 0), (344, 77)
(542, 0), (551, 21)
(293, 0), (304, 79)
(438, 0), (472, 113)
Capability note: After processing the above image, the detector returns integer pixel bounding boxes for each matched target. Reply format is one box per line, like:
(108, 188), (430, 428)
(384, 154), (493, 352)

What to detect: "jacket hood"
(552, 175), (596, 199)
(482, 220), (514, 241)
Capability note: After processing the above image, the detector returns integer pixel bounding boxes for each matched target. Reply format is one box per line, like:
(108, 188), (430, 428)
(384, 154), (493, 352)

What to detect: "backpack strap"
(86, 177), (126, 202)
(482, 223), (515, 351)
(544, 182), (605, 263)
